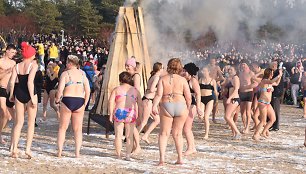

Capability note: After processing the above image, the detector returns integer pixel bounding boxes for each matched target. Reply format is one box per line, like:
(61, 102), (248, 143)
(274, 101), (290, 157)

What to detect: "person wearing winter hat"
(9, 41), (38, 158)
(182, 63), (202, 155)
(125, 56), (141, 154)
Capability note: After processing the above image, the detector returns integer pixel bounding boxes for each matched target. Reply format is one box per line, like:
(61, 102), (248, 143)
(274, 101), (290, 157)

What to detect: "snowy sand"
(0, 104), (305, 174)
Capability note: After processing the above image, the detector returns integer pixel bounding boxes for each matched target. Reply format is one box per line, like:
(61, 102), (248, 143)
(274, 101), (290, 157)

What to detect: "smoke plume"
(138, 0), (306, 59)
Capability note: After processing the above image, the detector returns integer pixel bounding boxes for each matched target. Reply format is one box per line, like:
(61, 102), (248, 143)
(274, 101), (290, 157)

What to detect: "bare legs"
(241, 101), (252, 134)
(212, 100), (218, 123)
(0, 98), (8, 144)
(43, 90), (60, 121)
(11, 97), (37, 158)
(138, 99), (156, 144)
(183, 106), (196, 155)
(224, 103), (241, 139)
(158, 107), (188, 166)
(114, 122), (134, 160)
(57, 103), (84, 158)
(253, 104), (275, 141)
(202, 101), (214, 139)
(141, 114), (160, 144)
(304, 127), (306, 147)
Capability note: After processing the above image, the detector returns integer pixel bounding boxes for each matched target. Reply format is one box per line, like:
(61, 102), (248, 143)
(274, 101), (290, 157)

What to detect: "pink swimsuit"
(113, 86), (137, 123)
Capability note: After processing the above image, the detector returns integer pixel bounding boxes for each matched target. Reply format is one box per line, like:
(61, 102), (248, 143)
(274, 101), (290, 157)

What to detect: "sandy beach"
(0, 104), (305, 174)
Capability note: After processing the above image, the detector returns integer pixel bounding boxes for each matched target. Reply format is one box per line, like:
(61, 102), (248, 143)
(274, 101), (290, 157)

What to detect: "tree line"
(0, 0), (125, 39)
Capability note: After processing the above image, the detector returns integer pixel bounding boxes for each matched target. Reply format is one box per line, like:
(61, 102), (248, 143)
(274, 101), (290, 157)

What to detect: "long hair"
(263, 68), (273, 79)
(150, 62), (163, 77)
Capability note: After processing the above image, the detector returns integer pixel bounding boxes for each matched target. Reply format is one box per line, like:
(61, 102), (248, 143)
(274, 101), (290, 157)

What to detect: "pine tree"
(25, 0), (63, 33)
(0, 0), (5, 15)
(57, 0), (80, 35)
(77, 0), (102, 37)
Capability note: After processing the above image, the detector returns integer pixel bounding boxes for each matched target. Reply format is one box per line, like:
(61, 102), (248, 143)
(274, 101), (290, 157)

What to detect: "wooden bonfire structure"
(94, 6), (151, 116)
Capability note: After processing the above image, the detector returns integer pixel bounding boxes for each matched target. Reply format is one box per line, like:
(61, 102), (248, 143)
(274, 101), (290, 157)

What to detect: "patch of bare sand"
(0, 104), (305, 174)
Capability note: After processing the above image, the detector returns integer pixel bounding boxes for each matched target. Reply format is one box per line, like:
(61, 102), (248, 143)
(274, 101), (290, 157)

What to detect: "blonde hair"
(67, 55), (79, 66)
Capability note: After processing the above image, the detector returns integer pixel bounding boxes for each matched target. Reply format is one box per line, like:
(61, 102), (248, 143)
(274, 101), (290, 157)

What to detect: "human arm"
(108, 87), (117, 123)
(55, 71), (66, 104)
(8, 66), (17, 102)
(133, 73), (141, 91)
(227, 76), (240, 104)
(83, 71), (91, 106)
(216, 67), (225, 82)
(183, 78), (192, 110)
(28, 62), (39, 106)
(212, 79), (219, 101)
(152, 78), (163, 116)
(191, 78), (202, 116)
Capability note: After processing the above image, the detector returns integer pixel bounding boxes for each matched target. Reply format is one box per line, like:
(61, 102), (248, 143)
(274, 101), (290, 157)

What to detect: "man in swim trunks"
(208, 57), (224, 123)
(0, 44), (17, 144)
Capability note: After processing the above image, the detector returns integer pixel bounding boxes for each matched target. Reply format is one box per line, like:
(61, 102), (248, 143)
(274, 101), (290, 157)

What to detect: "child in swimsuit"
(109, 71), (142, 160)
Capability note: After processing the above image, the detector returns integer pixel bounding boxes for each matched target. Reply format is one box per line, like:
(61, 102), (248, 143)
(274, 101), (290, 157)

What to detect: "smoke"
(139, 0), (306, 59)
(124, 0), (137, 6)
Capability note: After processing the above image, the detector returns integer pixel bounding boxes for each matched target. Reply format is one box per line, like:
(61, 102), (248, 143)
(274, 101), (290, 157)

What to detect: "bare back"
(160, 74), (187, 103)
(62, 69), (86, 98)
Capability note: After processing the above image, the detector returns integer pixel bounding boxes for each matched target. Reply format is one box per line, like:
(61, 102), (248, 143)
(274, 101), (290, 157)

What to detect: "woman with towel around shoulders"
(55, 55), (91, 158)
(152, 58), (191, 166)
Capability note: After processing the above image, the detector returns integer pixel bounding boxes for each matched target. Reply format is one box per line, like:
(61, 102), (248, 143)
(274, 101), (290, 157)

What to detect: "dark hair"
(119, 71), (133, 85)
(167, 58), (182, 74)
(6, 44), (16, 50)
(150, 62), (163, 77)
(263, 68), (273, 79)
(184, 62), (199, 76)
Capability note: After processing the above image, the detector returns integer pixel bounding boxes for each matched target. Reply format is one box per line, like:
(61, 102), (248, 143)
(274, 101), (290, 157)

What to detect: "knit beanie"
(125, 57), (136, 68)
(21, 42), (36, 59)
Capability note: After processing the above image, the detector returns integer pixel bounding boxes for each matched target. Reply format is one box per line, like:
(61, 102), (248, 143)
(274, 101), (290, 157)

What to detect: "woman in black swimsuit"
(199, 67), (218, 139)
(42, 62), (60, 120)
(55, 55), (91, 158)
(9, 42), (38, 158)
(138, 62), (163, 144)
(125, 57), (141, 153)
(224, 66), (241, 140)
(182, 63), (201, 155)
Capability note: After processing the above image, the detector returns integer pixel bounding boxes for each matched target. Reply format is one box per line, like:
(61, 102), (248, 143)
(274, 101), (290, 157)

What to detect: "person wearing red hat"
(9, 42), (38, 158)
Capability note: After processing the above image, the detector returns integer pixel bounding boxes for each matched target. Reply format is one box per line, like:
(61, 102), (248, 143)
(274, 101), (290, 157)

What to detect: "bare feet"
(242, 128), (250, 134)
(204, 135), (209, 140)
(212, 119), (218, 124)
(25, 151), (33, 159)
(304, 141), (306, 147)
(11, 152), (18, 158)
(57, 151), (62, 158)
(183, 149), (197, 156)
(232, 134), (241, 140)
(141, 137), (150, 145)
(43, 116), (47, 121)
(0, 136), (6, 144)
(252, 134), (260, 141)
(157, 161), (164, 166)
(132, 147), (141, 154)
(175, 161), (183, 165)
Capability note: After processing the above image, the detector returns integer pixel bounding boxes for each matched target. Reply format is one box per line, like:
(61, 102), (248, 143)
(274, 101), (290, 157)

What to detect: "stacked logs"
(95, 7), (152, 115)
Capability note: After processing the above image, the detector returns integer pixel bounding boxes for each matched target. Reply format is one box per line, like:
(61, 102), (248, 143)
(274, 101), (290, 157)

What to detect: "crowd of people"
(0, 36), (305, 166)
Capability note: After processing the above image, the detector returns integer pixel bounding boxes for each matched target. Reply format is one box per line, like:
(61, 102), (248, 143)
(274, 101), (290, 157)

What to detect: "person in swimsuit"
(238, 61), (258, 134)
(138, 62), (163, 144)
(208, 57), (225, 123)
(152, 58), (191, 166)
(250, 61), (265, 130)
(224, 66), (241, 140)
(9, 42), (38, 158)
(252, 68), (282, 141)
(109, 71), (142, 160)
(182, 63), (202, 155)
(199, 67), (218, 139)
(55, 55), (91, 158)
(0, 44), (16, 144)
(125, 57), (141, 154)
(42, 62), (60, 120)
